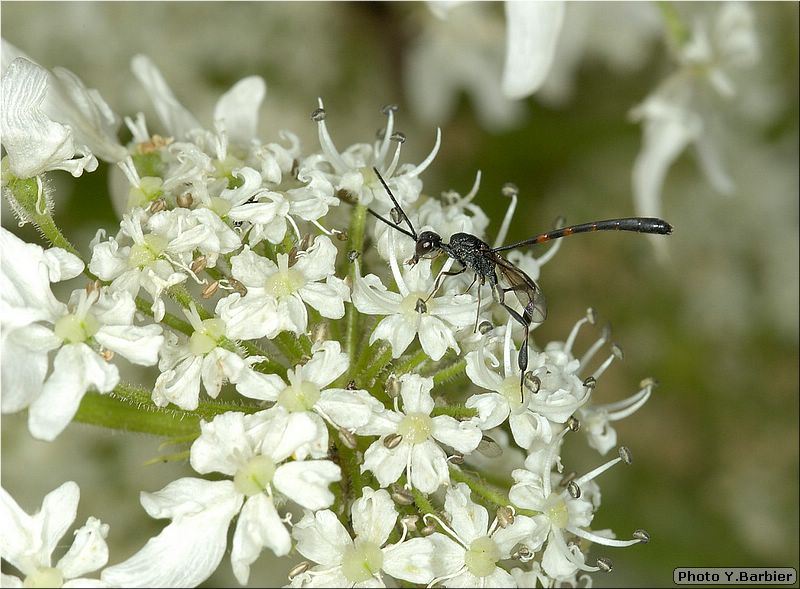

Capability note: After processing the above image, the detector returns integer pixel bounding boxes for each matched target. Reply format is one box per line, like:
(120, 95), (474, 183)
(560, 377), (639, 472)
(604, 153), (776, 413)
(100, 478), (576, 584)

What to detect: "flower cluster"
(2, 45), (655, 588)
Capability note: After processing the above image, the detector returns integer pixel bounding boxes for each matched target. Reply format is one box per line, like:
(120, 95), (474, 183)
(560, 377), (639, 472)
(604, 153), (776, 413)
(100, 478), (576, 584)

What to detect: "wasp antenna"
(372, 167), (418, 239)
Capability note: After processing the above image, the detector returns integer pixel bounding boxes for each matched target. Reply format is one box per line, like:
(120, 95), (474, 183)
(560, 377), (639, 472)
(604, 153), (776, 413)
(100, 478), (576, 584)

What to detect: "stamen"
(384, 373), (401, 398)
(493, 182), (519, 248)
(376, 105), (397, 166)
(313, 98), (348, 172)
(384, 433), (403, 449)
(201, 280), (220, 298)
(633, 529), (651, 543)
(542, 426), (571, 497)
(503, 317), (514, 377)
(422, 513), (467, 549)
(338, 428), (358, 449)
(478, 321), (494, 335)
(35, 176), (47, 215)
(348, 250), (360, 262)
(387, 230), (409, 297)
(596, 557), (614, 572)
(618, 446), (633, 464)
(571, 454), (624, 489)
(409, 127), (441, 177)
(124, 113), (150, 143)
(564, 316), (590, 355)
(496, 506), (515, 529)
(448, 453), (465, 465)
(578, 323), (610, 372)
(391, 485), (414, 506)
(604, 385), (652, 421)
(463, 170), (482, 204)
(117, 156), (142, 188)
(383, 136), (403, 178)
(287, 561), (312, 581)
(286, 215), (303, 242)
(567, 480), (581, 499)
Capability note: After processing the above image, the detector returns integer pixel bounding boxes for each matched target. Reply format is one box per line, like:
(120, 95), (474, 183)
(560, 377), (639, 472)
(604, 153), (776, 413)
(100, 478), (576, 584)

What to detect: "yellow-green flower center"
(53, 313), (100, 344)
(543, 493), (569, 529)
(341, 540), (384, 584)
(233, 455), (276, 496)
(128, 234), (168, 269)
(397, 412), (433, 444)
(23, 567), (64, 588)
(208, 196), (232, 218)
(265, 268), (305, 298)
(464, 535), (501, 578)
(500, 375), (525, 410)
(277, 380), (321, 412)
(128, 176), (164, 208)
(188, 318), (226, 356)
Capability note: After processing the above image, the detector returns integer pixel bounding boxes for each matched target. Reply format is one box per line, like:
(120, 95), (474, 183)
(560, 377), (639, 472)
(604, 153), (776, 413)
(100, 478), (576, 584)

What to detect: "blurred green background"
(2, 2), (797, 587)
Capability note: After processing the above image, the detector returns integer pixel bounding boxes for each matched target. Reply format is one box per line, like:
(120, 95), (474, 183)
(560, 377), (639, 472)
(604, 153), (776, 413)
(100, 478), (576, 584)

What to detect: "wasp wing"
(494, 256), (547, 324)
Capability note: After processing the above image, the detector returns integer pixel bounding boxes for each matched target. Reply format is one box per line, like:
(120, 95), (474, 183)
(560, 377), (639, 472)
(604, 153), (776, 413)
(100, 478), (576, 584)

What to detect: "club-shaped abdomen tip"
(647, 218), (673, 235)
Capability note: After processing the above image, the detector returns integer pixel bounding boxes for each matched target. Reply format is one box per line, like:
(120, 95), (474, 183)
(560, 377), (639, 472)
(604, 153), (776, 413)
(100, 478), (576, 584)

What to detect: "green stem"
(431, 405), (477, 419)
(411, 488), (438, 517)
(345, 205), (367, 365)
(448, 467), (539, 517)
(353, 341), (393, 388)
(393, 349), (430, 375)
(74, 383), (262, 437)
(432, 358), (467, 389)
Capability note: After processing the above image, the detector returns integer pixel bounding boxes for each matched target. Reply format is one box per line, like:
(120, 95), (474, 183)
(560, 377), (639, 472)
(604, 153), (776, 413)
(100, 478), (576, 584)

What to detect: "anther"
(345, 379), (357, 390)
(596, 557), (613, 572)
(347, 250), (360, 262)
(390, 207), (403, 225)
(415, 298), (428, 314)
(288, 561), (311, 581)
(311, 322), (330, 344)
(385, 374), (401, 398)
(640, 376), (659, 389)
(633, 529), (651, 544)
(582, 376), (597, 389)
(618, 446), (633, 464)
(384, 433), (403, 449)
(478, 321), (494, 335)
(190, 255), (207, 274)
(201, 280), (220, 299)
(390, 131), (406, 144)
(501, 183), (519, 198)
(310, 107), (326, 121)
(449, 453), (465, 465)
(612, 343), (624, 360)
(381, 104), (399, 115)
(567, 480), (581, 499)
(420, 523), (437, 537)
(391, 486), (414, 506)
(401, 514), (419, 532)
(101, 349), (115, 362)
(513, 545), (533, 562)
(147, 198), (166, 214)
(229, 278), (247, 297)
(299, 234), (314, 251)
(335, 188), (357, 204)
(567, 416), (581, 432)
(333, 229), (349, 242)
(85, 279), (102, 295)
(586, 307), (597, 325)
(338, 429), (358, 450)
(477, 435), (502, 458)
(176, 192), (193, 208)
(496, 506), (515, 529)
(524, 372), (541, 394)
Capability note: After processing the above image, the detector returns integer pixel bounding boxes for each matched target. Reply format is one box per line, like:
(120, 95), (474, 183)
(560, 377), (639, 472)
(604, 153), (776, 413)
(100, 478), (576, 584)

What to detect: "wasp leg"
(493, 285), (531, 397)
(472, 275), (485, 333)
(425, 266), (466, 303)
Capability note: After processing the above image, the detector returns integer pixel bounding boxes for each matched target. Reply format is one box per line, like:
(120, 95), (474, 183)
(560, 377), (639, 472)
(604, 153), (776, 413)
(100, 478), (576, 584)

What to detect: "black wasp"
(367, 168), (672, 392)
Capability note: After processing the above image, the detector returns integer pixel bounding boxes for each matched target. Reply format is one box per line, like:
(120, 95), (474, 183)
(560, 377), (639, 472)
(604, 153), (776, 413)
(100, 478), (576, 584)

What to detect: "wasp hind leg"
(493, 285), (531, 398)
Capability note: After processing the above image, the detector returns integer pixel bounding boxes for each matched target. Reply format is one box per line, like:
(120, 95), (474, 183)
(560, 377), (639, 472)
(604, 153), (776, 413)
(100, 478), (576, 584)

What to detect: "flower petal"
(213, 76), (266, 146)
(273, 460), (341, 511)
(56, 516), (109, 579)
(351, 487), (397, 547)
(444, 483), (488, 543)
(292, 509), (352, 567)
(29, 344), (118, 441)
(502, 1), (565, 99)
(231, 494), (289, 585)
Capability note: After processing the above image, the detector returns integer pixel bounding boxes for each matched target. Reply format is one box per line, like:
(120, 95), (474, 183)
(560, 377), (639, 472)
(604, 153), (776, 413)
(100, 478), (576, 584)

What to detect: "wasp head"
(410, 231), (443, 265)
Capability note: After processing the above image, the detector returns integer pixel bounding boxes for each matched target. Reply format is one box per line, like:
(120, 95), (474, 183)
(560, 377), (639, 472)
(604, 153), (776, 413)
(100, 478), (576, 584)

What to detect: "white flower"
(1, 228), (162, 440)
(30, 287), (162, 441)
(216, 235), (349, 340)
(312, 100), (440, 210)
(289, 487), (437, 587)
(88, 209), (224, 321)
(579, 378), (655, 455)
(1, 57), (97, 179)
(218, 165), (291, 245)
(465, 318), (593, 450)
(509, 436), (645, 579)
(631, 2), (759, 221)
(1, 481), (110, 588)
(352, 232), (477, 361)
(358, 374), (481, 493)
(103, 410), (341, 587)
(236, 340), (383, 459)
(422, 483), (540, 587)
(152, 304), (264, 411)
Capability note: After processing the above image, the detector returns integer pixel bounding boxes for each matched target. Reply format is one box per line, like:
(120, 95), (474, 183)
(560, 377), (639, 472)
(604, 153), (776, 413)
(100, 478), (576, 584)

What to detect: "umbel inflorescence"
(1, 49), (655, 588)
